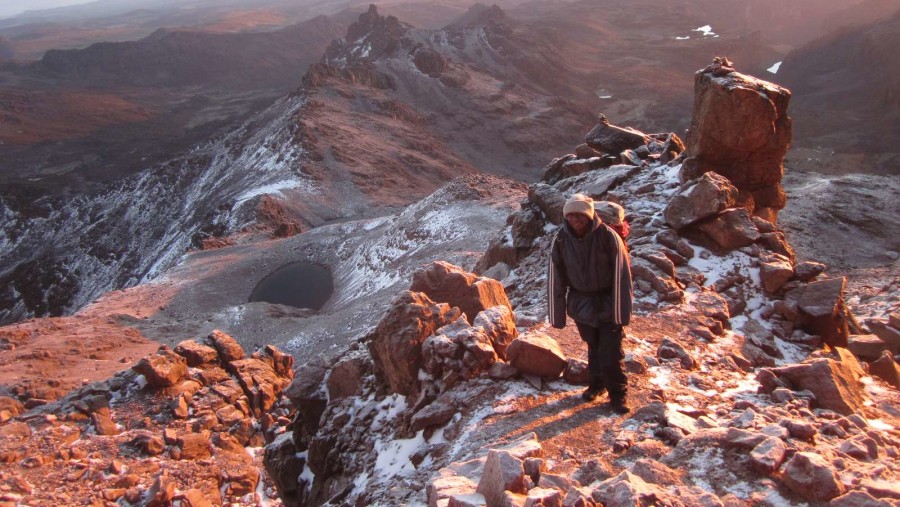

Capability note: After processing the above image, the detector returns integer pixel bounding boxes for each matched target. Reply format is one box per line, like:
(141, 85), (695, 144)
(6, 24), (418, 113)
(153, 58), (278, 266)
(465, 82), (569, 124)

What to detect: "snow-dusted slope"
(0, 94), (317, 324)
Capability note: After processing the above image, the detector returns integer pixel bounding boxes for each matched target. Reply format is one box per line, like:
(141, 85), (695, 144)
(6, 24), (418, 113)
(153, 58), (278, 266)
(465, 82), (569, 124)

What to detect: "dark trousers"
(575, 321), (627, 401)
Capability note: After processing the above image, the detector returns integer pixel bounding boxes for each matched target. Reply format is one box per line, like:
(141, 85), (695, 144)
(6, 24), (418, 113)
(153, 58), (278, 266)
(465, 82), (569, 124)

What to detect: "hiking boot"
(581, 386), (606, 402)
(609, 399), (630, 414)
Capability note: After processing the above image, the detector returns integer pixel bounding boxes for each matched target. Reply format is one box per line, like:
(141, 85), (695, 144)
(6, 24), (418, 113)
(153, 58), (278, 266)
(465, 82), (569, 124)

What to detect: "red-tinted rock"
(869, 351), (900, 388)
(133, 347), (188, 387)
(664, 172), (738, 230)
(174, 340), (219, 367)
(769, 358), (865, 415)
(507, 332), (567, 379)
(367, 291), (461, 396)
(797, 278), (850, 348)
(410, 261), (511, 323)
(696, 208), (760, 250)
(781, 452), (845, 502)
(205, 330), (246, 363)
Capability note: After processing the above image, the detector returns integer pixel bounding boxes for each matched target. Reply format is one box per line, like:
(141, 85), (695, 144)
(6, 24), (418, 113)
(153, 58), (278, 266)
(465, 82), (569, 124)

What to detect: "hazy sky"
(0, 0), (97, 19)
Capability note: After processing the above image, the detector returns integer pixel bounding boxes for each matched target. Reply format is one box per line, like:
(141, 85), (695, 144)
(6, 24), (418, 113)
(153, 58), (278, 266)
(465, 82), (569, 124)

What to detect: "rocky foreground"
(2, 62), (900, 507)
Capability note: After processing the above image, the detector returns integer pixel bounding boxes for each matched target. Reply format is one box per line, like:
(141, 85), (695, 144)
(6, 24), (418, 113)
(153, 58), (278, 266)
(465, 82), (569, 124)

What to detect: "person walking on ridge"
(547, 193), (634, 413)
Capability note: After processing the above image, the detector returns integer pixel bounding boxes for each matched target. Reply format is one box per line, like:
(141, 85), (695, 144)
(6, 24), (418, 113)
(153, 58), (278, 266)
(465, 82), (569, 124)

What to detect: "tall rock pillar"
(681, 57), (792, 223)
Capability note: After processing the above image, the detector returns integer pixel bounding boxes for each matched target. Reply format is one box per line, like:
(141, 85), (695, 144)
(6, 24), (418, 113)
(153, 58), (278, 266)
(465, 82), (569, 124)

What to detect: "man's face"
(565, 212), (591, 235)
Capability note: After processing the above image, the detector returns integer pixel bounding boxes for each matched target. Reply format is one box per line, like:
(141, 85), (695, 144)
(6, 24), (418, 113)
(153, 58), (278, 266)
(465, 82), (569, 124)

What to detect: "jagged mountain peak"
(324, 4), (412, 66)
(447, 3), (510, 29)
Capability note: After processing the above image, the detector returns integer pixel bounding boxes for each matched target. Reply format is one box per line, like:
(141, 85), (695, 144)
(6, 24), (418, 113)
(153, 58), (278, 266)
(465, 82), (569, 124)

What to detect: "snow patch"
(767, 61), (782, 74)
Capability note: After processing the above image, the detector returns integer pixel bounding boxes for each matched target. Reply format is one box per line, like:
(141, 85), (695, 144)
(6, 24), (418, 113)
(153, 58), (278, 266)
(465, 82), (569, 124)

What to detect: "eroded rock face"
(366, 290), (461, 396)
(681, 59), (792, 220)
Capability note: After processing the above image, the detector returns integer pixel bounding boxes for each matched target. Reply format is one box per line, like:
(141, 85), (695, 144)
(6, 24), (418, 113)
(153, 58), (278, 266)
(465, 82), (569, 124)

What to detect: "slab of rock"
(507, 332), (567, 379)
(797, 278), (850, 348)
(525, 487), (562, 506)
(367, 291), (460, 396)
(174, 340), (219, 367)
(133, 347), (188, 388)
(429, 474), (479, 507)
(528, 184), (566, 225)
(476, 450), (528, 507)
(657, 338), (697, 370)
(448, 493), (487, 507)
(768, 358), (865, 415)
(760, 257), (794, 293)
(781, 452), (845, 502)
(829, 491), (895, 507)
(177, 432), (212, 460)
(473, 306), (519, 360)
(327, 355), (368, 400)
(584, 117), (649, 155)
(411, 261), (512, 323)
(749, 436), (787, 474)
(866, 318), (900, 355)
(664, 172), (738, 230)
(563, 358), (590, 384)
(206, 330), (245, 363)
(794, 261), (826, 282)
(868, 351), (900, 388)
(847, 334), (888, 361)
(696, 208), (760, 250)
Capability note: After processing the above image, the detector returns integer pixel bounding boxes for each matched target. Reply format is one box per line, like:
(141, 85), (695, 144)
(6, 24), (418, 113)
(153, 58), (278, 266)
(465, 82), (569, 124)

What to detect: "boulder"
(759, 257), (794, 293)
(525, 487), (563, 506)
(411, 261), (512, 323)
(512, 208), (546, 250)
(174, 340), (220, 367)
(205, 330), (246, 363)
(868, 351), (900, 388)
(847, 334), (888, 361)
(529, 184), (567, 225)
(664, 172), (738, 230)
(423, 317), (499, 382)
(866, 318), (900, 355)
(133, 347), (188, 388)
(583, 117), (649, 155)
(229, 355), (291, 416)
(758, 231), (795, 262)
(177, 432), (212, 460)
(681, 62), (791, 219)
(473, 305), (519, 360)
(794, 261), (826, 282)
(507, 332), (567, 379)
(781, 452), (845, 502)
(749, 436), (787, 474)
(767, 358), (866, 415)
(657, 338), (697, 370)
(797, 278), (850, 347)
(367, 291), (461, 396)
(448, 493), (487, 507)
(696, 208), (760, 250)
(476, 450), (528, 506)
(327, 355), (369, 400)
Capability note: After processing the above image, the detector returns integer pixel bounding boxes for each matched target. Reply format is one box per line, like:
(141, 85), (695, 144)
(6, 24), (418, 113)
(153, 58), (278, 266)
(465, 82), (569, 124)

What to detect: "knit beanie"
(563, 193), (594, 219)
(594, 201), (625, 225)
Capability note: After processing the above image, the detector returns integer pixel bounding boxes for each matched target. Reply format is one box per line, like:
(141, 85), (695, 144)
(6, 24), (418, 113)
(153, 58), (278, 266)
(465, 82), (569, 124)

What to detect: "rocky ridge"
(259, 62), (900, 506)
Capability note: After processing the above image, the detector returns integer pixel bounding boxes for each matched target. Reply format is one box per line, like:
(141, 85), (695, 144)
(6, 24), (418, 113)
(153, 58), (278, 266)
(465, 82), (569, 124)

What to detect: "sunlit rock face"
(681, 58), (792, 223)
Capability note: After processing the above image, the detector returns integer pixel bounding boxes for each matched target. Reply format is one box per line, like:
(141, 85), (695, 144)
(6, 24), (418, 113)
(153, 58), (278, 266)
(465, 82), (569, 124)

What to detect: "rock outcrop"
(0, 331), (294, 505)
(680, 57), (792, 223)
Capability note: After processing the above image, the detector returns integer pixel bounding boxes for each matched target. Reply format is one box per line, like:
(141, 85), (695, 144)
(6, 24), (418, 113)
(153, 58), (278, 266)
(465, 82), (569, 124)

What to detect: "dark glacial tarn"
(248, 262), (333, 310)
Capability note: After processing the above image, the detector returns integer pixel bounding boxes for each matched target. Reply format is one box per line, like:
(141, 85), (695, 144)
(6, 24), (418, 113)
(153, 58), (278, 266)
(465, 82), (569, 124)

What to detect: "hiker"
(547, 193), (634, 413)
(594, 201), (630, 247)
